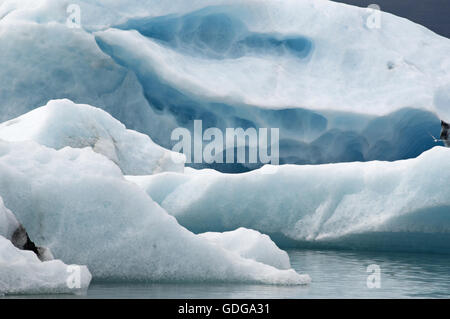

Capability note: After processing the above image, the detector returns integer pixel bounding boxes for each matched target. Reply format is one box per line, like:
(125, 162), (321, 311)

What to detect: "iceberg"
(0, 235), (91, 296)
(0, 0), (448, 292)
(0, 198), (91, 295)
(0, 0), (449, 168)
(0, 137), (309, 285)
(94, 25), (444, 168)
(128, 147), (450, 254)
(0, 99), (184, 175)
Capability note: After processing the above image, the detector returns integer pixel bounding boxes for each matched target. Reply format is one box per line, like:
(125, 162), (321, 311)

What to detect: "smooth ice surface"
(199, 228), (291, 270)
(0, 235), (91, 295)
(0, 0), (448, 167)
(0, 139), (309, 285)
(129, 148), (450, 254)
(0, 99), (184, 175)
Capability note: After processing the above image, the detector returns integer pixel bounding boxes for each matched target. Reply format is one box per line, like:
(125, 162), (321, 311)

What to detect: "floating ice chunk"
(129, 148), (450, 254)
(0, 235), (91, 296)
(0, 139), (309, 285)
(0, 99), (185, 175)
(199, 228), (291, 270)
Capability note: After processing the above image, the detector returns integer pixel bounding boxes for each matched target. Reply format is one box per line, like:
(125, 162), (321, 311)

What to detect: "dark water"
(4, 249), (450, 299)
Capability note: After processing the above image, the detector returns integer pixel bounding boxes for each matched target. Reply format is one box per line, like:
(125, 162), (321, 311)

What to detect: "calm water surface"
(5, 249), (450, 299)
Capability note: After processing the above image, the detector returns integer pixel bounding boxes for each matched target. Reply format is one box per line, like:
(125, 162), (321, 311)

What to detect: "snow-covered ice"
(0, 99), (185, 175)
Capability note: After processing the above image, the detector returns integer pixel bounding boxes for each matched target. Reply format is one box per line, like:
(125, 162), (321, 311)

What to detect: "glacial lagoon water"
(4, 249), (450, 299)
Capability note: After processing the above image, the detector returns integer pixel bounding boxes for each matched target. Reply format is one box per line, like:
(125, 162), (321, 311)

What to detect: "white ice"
(0, 198), (91, 295)
(0, 0), (448, 168)
(128, 148), (450, 254)
(0, 99), (185, 175)
(0, 235), (92, 296)
(0, 196), (19, 241)
(1, 0), (449, 126)
(0, 138), (309, 285)
(0, 0), (448, 291)
(199, 228), (291, 270)
(93, 0), (450, 121)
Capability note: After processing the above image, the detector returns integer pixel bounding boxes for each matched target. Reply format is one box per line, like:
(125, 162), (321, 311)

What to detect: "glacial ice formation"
(94, 27), (444, 168)
(0, 196), (20, 241)
(128, 147), (450, 254)
(0, 0), (448, 295)
(0, 138), (309, 285)
(0, 235), (92, 295)
(0, 99), (185, 175)
(0, 0), (449, 169)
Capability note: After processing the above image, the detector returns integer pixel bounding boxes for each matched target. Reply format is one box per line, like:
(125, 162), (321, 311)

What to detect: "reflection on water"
(4, 249), (450, 299)
(289, 250), (450, 299)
